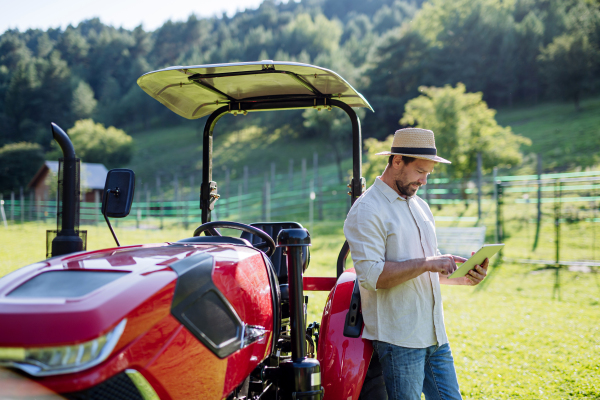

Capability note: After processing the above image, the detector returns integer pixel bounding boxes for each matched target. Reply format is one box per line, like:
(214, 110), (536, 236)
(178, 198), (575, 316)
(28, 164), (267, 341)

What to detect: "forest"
(0, 0), (599, 192)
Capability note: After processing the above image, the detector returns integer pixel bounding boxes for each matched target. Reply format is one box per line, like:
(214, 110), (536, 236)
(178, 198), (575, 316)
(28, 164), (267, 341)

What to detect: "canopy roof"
(137, 61), (373, 119)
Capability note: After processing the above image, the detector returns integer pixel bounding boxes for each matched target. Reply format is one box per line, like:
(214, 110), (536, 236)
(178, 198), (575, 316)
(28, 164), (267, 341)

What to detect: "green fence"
(1, 168), (599, 270)
(496, 172), (600, 270)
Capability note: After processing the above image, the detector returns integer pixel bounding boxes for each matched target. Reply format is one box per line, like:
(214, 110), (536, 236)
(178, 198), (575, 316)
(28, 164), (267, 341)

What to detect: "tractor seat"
(240, 222), (304, 284)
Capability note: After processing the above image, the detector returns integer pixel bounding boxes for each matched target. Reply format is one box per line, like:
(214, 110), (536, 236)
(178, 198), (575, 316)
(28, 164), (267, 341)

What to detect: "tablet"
(447, 244), (504, 279)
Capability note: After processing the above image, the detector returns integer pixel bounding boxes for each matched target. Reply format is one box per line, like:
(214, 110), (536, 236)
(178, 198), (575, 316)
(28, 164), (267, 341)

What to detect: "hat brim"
(375, 151), (451, 164)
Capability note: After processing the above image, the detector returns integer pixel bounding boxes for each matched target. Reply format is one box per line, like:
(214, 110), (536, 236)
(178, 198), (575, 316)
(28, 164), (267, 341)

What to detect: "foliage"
(400, 83), (531, 180)
(362, 134), (393, 185)
(363, 0), (600, 135)
(71, 80), (97, 120)
(0, 142), (44, 194)
(59, 119), (134, 168)
(538, 33), (599, 110)
(0, 0), (599, 173)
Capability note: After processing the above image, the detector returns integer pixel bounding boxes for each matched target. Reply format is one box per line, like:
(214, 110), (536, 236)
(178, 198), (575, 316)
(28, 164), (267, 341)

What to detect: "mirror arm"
(102, 189), (121, 247)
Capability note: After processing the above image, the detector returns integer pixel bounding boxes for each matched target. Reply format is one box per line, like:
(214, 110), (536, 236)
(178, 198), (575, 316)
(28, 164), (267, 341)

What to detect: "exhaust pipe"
(50, 123), (83, 256)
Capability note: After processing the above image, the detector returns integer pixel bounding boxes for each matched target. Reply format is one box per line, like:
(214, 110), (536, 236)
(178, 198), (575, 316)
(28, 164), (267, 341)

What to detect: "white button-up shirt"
(343, 177), (448, 348)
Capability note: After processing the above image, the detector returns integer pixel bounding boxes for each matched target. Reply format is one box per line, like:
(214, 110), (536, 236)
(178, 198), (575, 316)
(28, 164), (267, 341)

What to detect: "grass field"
(495, 96), (600, 173)
(1, 221), (599, 398)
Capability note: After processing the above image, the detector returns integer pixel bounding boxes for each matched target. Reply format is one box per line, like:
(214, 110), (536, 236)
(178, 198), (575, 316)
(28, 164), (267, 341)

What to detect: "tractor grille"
(63, 372), (144, 400)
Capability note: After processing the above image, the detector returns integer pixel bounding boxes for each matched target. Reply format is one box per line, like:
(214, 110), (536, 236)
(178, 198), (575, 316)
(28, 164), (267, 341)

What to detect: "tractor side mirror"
(102, 169), (135, 218)
(101, 169), (135, 246)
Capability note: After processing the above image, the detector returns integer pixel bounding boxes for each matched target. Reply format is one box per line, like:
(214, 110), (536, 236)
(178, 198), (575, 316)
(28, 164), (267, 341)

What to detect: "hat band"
(391, 147), (437, 156)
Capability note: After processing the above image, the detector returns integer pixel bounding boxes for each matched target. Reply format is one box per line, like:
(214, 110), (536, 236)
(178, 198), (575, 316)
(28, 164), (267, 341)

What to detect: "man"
(343, 128), (489, 400)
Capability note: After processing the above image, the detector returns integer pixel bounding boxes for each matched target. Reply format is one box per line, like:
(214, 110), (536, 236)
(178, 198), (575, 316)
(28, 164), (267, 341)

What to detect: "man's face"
(392, 157), (435, 198)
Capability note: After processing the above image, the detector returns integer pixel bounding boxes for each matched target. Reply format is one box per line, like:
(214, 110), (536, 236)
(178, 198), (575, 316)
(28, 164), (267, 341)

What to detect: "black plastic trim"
(177, 236), (251, 246)
(62, 372), (143, 400)
(343, 278), (363, 338)
(170, 253), (243, 359)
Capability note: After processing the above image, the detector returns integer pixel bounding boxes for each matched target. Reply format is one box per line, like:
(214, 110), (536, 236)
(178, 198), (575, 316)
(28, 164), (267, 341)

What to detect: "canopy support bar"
(199, 98), (363, 226)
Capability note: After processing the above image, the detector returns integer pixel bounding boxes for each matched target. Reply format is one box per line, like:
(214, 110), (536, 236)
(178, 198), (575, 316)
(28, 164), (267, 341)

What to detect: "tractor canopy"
(137, 61), (373, 119)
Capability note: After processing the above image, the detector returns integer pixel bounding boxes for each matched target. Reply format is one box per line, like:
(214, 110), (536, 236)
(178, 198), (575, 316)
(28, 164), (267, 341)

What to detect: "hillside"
(495, 96), (600, 173)
(126, 96), (600, 188)
(127, 110), (351, 187)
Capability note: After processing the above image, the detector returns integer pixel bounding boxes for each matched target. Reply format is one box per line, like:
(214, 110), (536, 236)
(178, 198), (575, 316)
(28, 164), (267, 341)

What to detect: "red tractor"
(0, 61), (386, 400)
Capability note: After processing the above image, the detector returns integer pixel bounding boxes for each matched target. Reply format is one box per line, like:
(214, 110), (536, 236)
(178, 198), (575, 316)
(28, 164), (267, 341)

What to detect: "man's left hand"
(463, 257), (489, 286)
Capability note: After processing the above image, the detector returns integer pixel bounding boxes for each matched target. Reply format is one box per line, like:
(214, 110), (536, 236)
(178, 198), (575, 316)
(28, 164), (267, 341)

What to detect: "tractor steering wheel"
(193, 221), (276, 257)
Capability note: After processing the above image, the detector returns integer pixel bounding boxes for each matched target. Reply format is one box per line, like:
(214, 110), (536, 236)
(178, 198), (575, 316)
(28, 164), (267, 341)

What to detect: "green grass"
(127, 113), (341, 185)
(1, 221), (599, 398)
(495, 96), (600, 172)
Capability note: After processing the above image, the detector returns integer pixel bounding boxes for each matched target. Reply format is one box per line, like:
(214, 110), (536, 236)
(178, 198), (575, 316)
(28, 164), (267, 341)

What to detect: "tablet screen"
(447, 244), (504, 279)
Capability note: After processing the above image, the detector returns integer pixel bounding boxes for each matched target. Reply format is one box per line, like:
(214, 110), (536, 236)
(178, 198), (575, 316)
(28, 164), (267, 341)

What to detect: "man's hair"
(388, 155), (417, 166)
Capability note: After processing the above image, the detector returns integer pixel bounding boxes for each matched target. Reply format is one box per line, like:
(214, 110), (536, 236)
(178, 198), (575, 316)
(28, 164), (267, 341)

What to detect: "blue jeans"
(372, 341), (462, 400)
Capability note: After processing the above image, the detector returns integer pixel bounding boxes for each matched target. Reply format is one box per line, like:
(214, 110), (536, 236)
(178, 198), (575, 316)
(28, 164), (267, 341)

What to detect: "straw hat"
(375, 128), (451, 164)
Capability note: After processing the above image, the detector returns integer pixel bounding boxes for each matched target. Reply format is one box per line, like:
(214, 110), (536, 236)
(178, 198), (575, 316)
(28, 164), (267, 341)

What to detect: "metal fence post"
(20, 187), (24, 224)
(553, 179), (562, 301)
(496, 181), (503, 244)
(301, 158), (306, 190)
(289, 159), (294, 191)
(554, 179), (561, 267)
(146, 188), (151, 226)
(238, 183), (243, 220)
(0, 194), (7, 228)
(309, 179), (315, 234)
(493, 168), (498, 243)
(10, 191), (14, 223)
(224, 168), (230, 219)
(263, 175), (271, 222)
(533, 154), (543, 251)
(271, 162), (276, 187)
(243, 166), (249, 194)
(94, 190), (100, 226)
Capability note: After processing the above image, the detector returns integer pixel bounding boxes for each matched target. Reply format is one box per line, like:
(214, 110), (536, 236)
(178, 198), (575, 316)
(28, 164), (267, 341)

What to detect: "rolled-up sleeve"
(343, 203), (387, 291)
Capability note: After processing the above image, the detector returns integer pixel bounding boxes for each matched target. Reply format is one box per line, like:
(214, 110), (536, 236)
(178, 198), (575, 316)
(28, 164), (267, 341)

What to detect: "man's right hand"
(425, 254), (465, 276)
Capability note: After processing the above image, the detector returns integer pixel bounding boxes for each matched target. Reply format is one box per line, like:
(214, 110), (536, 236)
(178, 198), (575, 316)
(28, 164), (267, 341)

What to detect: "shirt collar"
(374, 177), (411, 203)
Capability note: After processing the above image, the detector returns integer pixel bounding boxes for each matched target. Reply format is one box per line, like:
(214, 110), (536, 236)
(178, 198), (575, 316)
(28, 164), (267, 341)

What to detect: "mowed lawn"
(1, 222), (599, 399)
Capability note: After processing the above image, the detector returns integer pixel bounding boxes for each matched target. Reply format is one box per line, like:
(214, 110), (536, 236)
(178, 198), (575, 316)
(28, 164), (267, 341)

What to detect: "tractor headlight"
(0, 319), (126, 376)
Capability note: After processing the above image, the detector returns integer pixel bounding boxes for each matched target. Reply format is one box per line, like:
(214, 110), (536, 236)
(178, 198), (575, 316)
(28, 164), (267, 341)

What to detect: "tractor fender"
(317, 268), (373, 400)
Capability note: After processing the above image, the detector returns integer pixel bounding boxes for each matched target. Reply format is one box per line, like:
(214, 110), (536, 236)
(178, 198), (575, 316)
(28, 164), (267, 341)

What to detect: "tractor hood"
(0, 242), (250, 347)
(137, 61), (373, 119)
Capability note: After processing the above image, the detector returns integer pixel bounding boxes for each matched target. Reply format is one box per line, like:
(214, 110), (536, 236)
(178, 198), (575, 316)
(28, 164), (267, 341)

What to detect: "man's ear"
(393, 155), (404, 168)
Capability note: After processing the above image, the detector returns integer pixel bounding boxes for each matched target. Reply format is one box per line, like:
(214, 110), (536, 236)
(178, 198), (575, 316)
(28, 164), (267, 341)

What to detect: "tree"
(363, 134), (394, 185)
(399, 83), (530, 181)
(71, 81), (97, 120)
(0, 142), (44, 194)
(55, 119), (134, 168)
(537, 33), (598, 110)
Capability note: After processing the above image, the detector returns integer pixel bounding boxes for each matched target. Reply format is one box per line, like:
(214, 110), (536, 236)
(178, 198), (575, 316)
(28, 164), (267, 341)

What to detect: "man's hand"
(436, 253), (489, 286)
(463, 256), (489, 286)
(426, 254), (466, 276)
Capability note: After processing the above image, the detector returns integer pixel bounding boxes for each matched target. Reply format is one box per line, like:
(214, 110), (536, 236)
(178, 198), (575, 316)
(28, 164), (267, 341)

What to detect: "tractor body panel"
(0, 242), (275, 398)
(318, 269), (373, 400)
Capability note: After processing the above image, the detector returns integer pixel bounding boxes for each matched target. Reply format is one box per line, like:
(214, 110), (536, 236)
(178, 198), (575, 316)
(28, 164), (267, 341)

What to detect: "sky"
(0, 0), (268, 34)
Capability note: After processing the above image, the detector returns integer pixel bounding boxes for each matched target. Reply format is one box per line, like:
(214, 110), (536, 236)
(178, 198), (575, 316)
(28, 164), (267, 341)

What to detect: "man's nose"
(418, 176), (428, 185)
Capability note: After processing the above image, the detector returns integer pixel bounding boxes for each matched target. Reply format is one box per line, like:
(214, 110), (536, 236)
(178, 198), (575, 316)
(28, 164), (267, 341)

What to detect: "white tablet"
(447, 244), (504, 279)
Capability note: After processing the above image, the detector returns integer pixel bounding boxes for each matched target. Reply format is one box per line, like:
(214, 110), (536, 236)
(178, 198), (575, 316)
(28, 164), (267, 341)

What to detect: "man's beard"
(395, 180), (421, 197)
